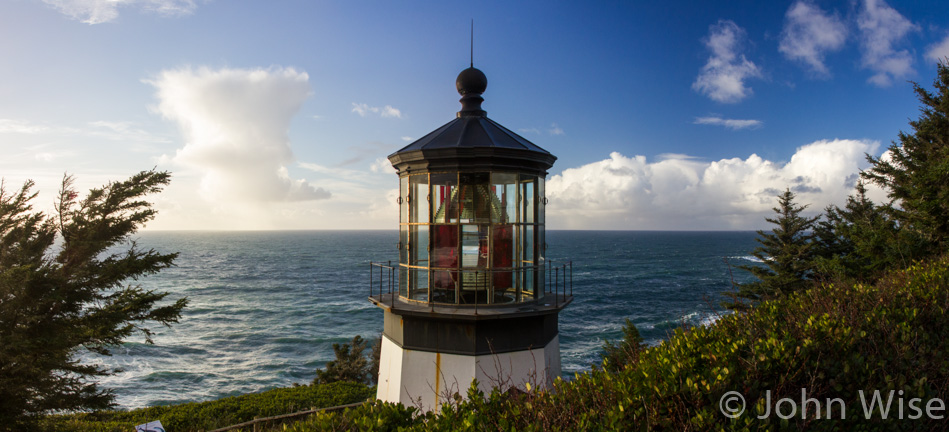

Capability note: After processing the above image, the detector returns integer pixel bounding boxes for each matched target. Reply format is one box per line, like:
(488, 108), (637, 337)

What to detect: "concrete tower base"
(376, 334), (561, 412)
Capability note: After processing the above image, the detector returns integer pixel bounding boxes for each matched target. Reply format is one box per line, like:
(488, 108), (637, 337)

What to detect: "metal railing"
(369, 260), (572, 309)
(368, 260), (397, 307)
(545, 259), (573, 309)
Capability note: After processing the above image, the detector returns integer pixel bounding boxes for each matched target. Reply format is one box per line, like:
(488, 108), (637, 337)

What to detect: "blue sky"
(2, 0), (948, 230)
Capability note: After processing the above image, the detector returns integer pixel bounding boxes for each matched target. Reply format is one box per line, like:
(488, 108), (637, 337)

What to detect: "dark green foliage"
(600, 318), (645, 373)
(813, 182), (917, 282)
(40, 381), (373, 432)
(726, 189), (818, 309)
(314, 335), (371, 385)
(864, 60), (949, 256)
(0, 171), (187, 428)
(810, 61), (949, 286)
(281, 400), (420, 432)
(283, 256), (949, 431)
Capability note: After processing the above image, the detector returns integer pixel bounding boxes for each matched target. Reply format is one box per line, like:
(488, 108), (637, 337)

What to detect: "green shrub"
(281, 400), (421, 432)
(314, 335), (372, 385)
(600, 318), (645, 373)
(40, 381), (373, 432)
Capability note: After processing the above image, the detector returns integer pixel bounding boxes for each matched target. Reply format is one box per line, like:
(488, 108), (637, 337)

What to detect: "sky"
(1, 0), (948, 231)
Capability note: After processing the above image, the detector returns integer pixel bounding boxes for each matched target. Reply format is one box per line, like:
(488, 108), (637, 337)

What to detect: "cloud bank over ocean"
(546, 139), (882, 230)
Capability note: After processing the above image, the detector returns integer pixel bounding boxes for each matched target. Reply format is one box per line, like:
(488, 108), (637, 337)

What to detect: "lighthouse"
(369, 63), (571, 411)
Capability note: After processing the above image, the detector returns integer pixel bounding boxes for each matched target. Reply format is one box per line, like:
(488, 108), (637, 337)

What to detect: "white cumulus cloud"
(370, 157), (395, 174)
(148, 66), (330, 203)
(352, 103), (403, 118)
(545, 139), (880, 230)
(694, 116), (762, 130)
(41, 0), (196, 24)
(857, 0), (918, 87)
(380, 106), (402, 118)
(779, 1), (848, 77)
(926, 34), (949, 63)
(693, 20), (763, 103)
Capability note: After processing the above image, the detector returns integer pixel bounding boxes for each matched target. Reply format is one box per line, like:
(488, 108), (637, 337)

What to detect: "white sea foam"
(729, 255), (763, 263)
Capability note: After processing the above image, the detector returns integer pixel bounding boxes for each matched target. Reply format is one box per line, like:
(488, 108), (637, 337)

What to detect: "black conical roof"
(397, 116), (551, 154)
(388, 67), (556, 176)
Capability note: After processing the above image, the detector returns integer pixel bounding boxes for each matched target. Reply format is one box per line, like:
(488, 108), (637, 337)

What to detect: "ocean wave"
(728, 255), (763, 263)
(643, 310), (725, 331)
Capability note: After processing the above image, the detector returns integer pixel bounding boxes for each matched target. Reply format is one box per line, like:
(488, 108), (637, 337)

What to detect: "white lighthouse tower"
(369, 64), (571, 411)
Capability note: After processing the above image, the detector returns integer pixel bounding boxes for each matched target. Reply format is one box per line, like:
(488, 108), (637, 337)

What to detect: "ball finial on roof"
(456, 67), (487, 117)
(456, 67), (487, 96)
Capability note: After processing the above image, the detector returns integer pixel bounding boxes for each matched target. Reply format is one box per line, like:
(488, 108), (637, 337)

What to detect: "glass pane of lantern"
(492, 224), (514, 269)
(399, 225), (408, 265)
(535, 226), (549, 292)
(409, 225), (429, 266)
(411, 225), (428, 266)
(460, 225), (487, 268)
(410, 175), (429, 223)
(459, 173), (491, 223)
(524, 265), (535, 300)
(538, 262), (545, 295)
(460, 267), (488, 304)
(491, 173), (517, 223)
(431, 173), (457, 223)
(492, 224), (515, 303)
(399, 265), (408, 298)
(410, 268), (428, 301)
(431, 270), (456, 304)
(537, 227), (546, 293)
(400, 176), (409, 223)
(521, 175), (535, 223)
(525, 225), (535, 299)
(537, 177), (545, 224)
(430, 224), (458, 268)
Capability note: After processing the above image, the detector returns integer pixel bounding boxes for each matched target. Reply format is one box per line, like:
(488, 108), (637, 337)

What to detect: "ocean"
(83, 230), (761, 409)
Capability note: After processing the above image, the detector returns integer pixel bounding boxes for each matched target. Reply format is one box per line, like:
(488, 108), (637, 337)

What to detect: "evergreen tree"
(863, 60), (949, 255)
(0, 170), (187, 427)
(812, 182), (915, 282)
(314, 335), (371, 385)
(726, 189), (818, 309)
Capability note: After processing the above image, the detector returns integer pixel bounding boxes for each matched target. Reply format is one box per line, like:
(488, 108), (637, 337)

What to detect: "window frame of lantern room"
(397, 170), (545, 306)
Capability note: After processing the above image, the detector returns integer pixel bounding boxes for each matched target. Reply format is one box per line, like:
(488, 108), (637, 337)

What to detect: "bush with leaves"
(41, 381), (373, 432)
(600, 318), (645, 373)
(314, 335), (373, 385)
(0, 171), (187, 429)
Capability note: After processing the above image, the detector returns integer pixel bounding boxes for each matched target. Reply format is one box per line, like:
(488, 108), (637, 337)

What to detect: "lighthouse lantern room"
(370, 64), (572, 411)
